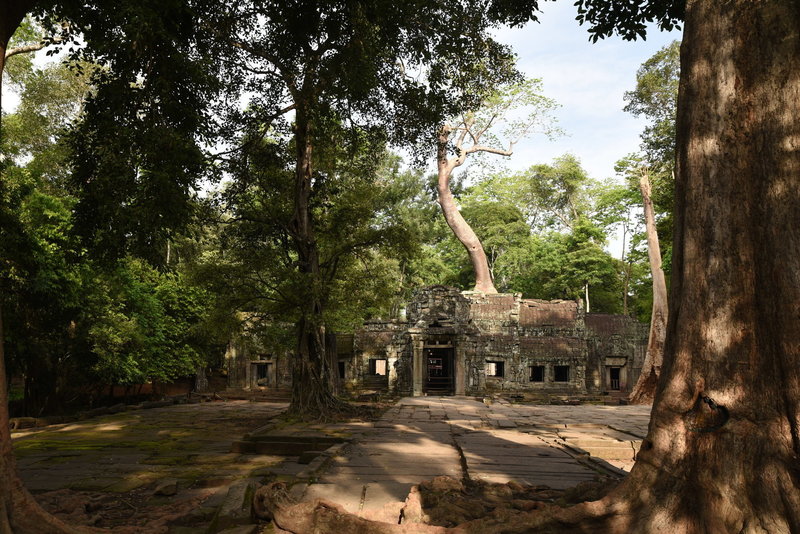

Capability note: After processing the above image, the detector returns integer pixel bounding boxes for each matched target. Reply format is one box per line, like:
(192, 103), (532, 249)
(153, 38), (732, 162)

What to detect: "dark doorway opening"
(530, 365), (545, 382)
(610, 367), (621, 390)
(554, 365), (570, 382)
(252, 362), (273, 388)
(337, 361), (346, 380)
(424, 347), (454, 395)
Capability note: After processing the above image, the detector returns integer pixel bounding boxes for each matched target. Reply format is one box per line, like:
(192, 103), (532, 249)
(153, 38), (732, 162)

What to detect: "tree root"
(254, 477), (623, 534)
(2, 471), (105, 534)
(254, 482), (454, 533)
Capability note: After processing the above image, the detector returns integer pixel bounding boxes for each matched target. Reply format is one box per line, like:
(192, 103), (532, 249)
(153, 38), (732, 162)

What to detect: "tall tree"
(623, 39), (680, 167)
(1, 1), (221, 530)
(553, 0), (800, 529)
(628, 164), (667, 404)
(216, 1), (540, 417)
(618, 41), (680, 403)
(436, 79), (558, 293)
(526, 154), (591, 231)
(1, 8), (81, 533)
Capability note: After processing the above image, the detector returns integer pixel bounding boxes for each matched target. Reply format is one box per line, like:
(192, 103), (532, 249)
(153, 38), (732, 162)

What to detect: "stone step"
(567, 444), (638, 461)
(209, 478), (259, 533)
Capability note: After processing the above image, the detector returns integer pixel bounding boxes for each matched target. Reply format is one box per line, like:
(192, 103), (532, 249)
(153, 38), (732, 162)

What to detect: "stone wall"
(226, 287), (648, 397)
(224, 338), (292, 391)
(348, 286), (648, 398)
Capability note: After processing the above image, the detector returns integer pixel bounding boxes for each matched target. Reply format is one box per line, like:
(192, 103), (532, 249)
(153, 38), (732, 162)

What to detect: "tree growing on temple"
(214, 1), (542, 418)
(436, 79), (558, 293)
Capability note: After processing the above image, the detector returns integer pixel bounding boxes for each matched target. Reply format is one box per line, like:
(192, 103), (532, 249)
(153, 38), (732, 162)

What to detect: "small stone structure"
(339, 286), (647, 397)
(224, 339), (292, 390)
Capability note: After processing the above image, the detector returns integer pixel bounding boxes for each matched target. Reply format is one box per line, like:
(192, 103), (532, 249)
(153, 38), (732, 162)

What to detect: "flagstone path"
(11, 396), (651, 532)
(299, 397), (651, 521)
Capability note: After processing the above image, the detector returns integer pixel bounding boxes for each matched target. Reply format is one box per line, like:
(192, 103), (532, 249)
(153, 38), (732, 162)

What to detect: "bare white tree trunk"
(436, 126), (498, 293)
(629, 168), (668, 403)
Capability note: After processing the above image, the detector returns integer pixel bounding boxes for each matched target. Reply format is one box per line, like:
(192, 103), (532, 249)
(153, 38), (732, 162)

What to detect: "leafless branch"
(5, 42), (46, 59)
(465, 145), (513, 157)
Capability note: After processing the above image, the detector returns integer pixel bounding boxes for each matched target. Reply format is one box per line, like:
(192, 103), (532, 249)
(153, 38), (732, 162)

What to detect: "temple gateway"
(340, 285), (647, 398)
(227, 285), (648, 400)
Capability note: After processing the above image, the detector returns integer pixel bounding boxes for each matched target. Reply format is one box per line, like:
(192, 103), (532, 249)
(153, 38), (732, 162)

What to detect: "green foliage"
(3, 62), (91, 186)
(574, 0), (683, 42)
(609, 42), (679, 322)
(418, 155), (626, 312)
(3, 18), (40, 87)
(0, 32), (220, 413)
(199, 143), (431, 340)
(87, 258), (213, 386)
(623, 40), (680, 168)
(460, 200), (530, 291)
(525, 154), (592, 231)
(48, 0), (223, 266)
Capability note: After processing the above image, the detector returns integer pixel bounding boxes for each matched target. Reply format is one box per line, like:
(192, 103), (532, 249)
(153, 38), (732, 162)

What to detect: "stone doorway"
(250, 361), (275, 388)
(424, 346), (454, 395)
(609, 367), (621, 390)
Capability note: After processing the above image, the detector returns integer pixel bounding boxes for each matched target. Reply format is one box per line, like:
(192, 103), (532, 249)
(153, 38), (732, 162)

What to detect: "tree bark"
(584, 283), (589, 313)
(436, 128), (497, 294)
(606, 0), (800, 529)
(286, 109), (344, 419)
(628, 169), (668, 404)
(620, 218), (629, 315)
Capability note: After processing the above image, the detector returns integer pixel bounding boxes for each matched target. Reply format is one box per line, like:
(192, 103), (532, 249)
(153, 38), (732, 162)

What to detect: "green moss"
(142, 452), (199, 466)
(14, 439), (109, 452)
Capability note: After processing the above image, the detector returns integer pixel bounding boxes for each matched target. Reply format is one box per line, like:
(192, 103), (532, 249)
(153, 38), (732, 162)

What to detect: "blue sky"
(493, 2), (681, 181)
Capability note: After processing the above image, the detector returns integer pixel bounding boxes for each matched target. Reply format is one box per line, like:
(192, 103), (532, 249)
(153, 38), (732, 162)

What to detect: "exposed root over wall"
(254, 476), (622, 534)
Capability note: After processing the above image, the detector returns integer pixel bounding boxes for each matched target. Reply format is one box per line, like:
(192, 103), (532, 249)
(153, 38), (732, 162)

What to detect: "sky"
(491, 2), (681, 181)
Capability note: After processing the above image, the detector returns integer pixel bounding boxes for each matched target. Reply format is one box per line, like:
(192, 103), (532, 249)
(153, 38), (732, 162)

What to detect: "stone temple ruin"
(227, 285), (648, 400)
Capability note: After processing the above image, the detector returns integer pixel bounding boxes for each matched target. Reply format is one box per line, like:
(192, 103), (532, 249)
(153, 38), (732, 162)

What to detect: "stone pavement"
(13, 401), (290, 495)
(11, 396), (651, 531)
(12, 400), (293, 532)
(300, 396), (651, 521)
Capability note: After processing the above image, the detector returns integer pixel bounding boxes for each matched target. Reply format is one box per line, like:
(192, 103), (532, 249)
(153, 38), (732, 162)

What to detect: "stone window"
(486, 360), (505, 378)
(554, 365), (570, 382)
(369, 358), (387, 376)
(529, 365), (545, 382)
(338, 361), (346, 379)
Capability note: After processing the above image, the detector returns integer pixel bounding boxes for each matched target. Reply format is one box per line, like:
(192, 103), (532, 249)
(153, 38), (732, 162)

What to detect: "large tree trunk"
(286, 111), (344, 419)
(628, 169), (668, 404)
(436, 129), (497, 294)
(604, 0), (800, 529)
(257, 1), (800, 531)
